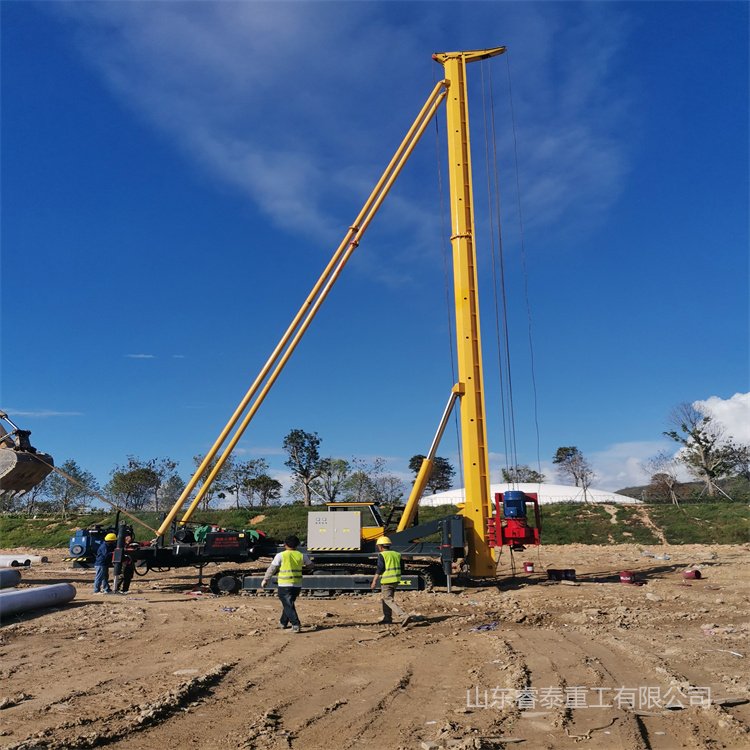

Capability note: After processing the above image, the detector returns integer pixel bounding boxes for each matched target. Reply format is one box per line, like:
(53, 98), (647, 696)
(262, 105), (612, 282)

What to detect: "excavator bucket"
(0, 414), (54, 497)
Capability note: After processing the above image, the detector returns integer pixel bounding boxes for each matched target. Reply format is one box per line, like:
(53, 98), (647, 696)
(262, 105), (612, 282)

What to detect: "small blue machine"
(66, 526), (109, 565)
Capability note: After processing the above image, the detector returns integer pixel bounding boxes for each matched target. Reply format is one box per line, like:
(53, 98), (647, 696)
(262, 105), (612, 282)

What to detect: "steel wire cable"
(487, 62), (521, 477)
(481, 62), (522, 486)
(480, 63), (514, 486)
(504, 52), (543, 481)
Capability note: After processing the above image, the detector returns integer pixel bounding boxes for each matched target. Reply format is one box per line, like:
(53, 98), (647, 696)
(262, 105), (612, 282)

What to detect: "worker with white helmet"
(93, 533), (118, 594)
(370, 536), (412, 626)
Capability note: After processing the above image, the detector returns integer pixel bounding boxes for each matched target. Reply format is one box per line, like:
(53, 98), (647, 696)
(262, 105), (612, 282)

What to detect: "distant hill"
(616, 476), (750, 503)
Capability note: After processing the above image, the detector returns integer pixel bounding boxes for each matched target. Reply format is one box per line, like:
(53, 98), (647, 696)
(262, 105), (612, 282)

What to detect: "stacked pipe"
(0, 569), (22, 588)
(0, 554), (49, 568)
(0, 566), (76, 621)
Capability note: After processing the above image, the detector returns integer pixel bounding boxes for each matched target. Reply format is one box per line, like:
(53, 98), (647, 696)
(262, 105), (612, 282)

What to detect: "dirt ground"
(0, 543), (748, 750)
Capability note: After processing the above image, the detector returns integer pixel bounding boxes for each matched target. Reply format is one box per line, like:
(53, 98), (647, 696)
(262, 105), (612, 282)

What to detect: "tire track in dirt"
(588, 627), (750, 749)
(2, 633), (294, 750)
(487, 627), (688, 749)
(257, 622), (503, 750)
(2, 663), (235, 750)
(339, 667), (413, 750)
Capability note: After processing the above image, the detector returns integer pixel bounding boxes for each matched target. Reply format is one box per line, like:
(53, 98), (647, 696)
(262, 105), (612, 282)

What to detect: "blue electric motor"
(68, 526), (107, 561)
(503, 490), (528, 519)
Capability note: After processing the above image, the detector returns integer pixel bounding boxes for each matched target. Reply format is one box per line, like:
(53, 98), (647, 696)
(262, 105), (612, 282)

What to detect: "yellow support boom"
(157, 48), (508, 583)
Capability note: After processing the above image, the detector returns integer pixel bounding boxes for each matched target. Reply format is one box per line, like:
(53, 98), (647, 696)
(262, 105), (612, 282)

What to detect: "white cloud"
(3, 410), (83, 418)
(695, 392), (750, 443)
(588, 440), (670, 491)
(582, 393), (750, 491)
(54, 2), (633, 255)
(125, 354), (155, 359)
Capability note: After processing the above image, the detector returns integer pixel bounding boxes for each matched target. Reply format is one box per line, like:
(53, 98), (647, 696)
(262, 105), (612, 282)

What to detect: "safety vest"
(379, 550), (402, 585)
(278, 549), (304, 586)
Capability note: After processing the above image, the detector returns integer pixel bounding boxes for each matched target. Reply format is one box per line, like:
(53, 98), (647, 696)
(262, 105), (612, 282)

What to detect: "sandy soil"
(0, 543), (748, 750)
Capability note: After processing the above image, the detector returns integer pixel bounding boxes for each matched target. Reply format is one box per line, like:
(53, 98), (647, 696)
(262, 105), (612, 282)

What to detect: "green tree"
(161, 474), (186, 508)
(408, 455), (455, 494)
(664, 402), (743, 498)
(282, 429), (322, 507)
(725, 441), (750, 481)
(106, 456), (179, 511)
(552, 446), (595, 491)
(311, 458), (351, 502)
(47, 459), (98, 519)
(343, 469), (376, 502)
(220, 456), (269, 508)
(501, 465), (546, 483)
(245, 474), (283, 506)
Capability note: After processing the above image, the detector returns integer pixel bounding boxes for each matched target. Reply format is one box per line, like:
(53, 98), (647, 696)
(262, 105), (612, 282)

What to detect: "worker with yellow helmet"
(370, 536), (412, 626)
(93, 532), (118, 594)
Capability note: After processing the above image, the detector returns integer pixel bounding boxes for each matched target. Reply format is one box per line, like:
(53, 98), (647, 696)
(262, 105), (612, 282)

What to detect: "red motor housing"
(486, 491), (541, 551)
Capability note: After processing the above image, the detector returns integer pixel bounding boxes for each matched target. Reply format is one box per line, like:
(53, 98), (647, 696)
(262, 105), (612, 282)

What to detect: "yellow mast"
(433, 47), (506, 577)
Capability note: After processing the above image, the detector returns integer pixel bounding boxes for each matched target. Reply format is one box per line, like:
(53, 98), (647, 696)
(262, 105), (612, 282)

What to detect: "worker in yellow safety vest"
(370, 536), (413, 626)
(261, 535), (312, 633)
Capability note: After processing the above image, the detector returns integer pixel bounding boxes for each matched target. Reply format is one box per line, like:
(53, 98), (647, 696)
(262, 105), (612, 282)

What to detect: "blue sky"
(2, 1), (748, 498)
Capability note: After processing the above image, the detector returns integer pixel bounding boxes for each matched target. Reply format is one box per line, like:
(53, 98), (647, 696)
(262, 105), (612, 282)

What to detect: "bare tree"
(643, 451), (682, 506)
(345, 457), (385, 502)
(46, 459), (98, 519)
(21, 476), (51, 516)
(192, 453), (234, 510)
(664, 402), (738, 498)
(552, 446), (595, 495)
(372, 474), (406, 504)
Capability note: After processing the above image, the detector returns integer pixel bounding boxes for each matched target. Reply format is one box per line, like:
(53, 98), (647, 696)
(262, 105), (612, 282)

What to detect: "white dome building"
(419, 482), (640, 507)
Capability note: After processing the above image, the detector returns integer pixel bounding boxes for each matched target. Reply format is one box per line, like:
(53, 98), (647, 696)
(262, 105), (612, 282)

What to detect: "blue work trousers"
(93, 565), (111, 593)
(278, 586), (302, 627)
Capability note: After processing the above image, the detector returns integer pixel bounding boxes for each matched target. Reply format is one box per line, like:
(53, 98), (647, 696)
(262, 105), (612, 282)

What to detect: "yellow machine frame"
(158, 47), (507, 577)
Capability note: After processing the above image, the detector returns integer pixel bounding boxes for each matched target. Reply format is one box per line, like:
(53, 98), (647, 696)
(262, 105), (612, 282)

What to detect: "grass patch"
(611, 507), (661, 545)
(2, 501), (747, 549)
(537, 504), (615, 545)
(647, 504), (750, 544)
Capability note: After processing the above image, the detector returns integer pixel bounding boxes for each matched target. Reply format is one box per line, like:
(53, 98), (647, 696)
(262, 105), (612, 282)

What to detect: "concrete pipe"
(0, 569), (22, 589)
(0, 583), (76, 620)
(0, 555), (48, 566)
